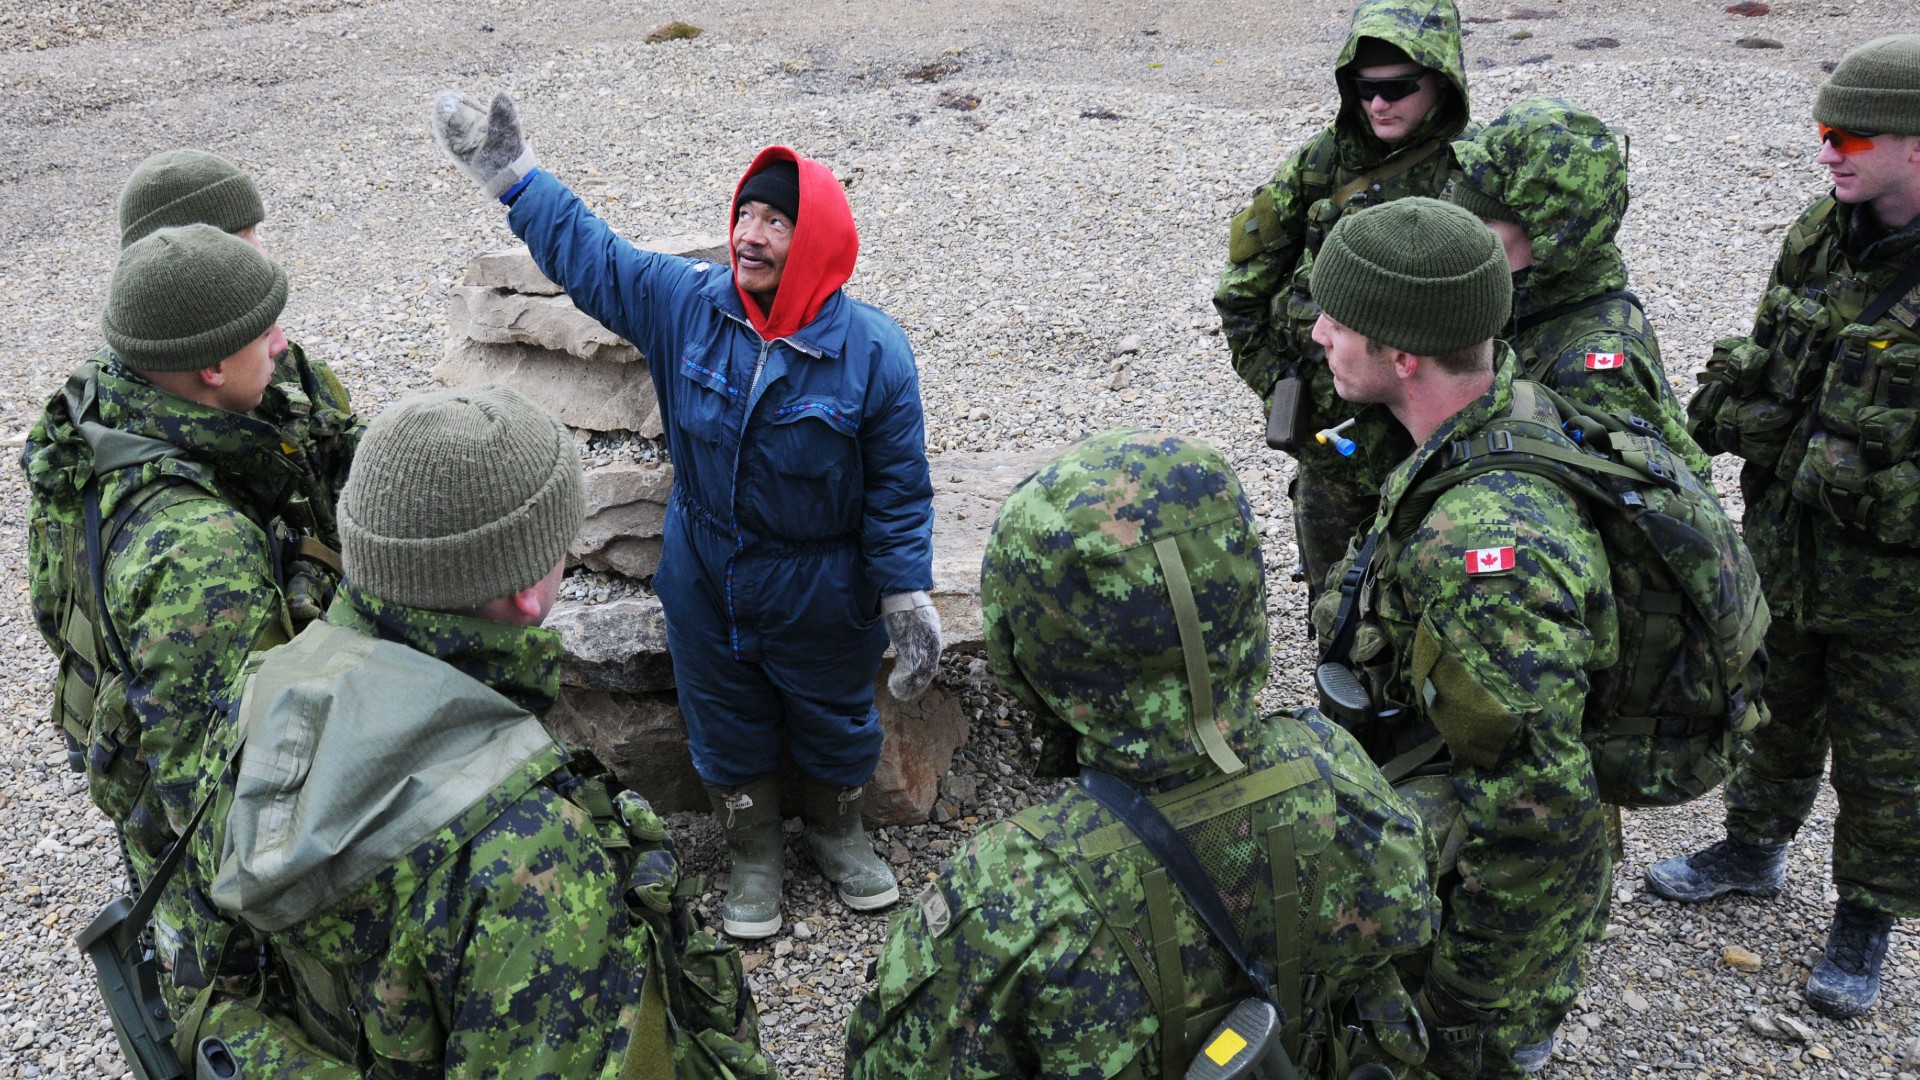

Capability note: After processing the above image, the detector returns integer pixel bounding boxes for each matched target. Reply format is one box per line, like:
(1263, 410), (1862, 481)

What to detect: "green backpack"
(1383, 379), (1771, 807)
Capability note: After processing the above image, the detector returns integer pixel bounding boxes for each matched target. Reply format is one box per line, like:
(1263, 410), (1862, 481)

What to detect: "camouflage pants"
(1289, 397), (1408, 604)
(1724, 617), (1920, 917)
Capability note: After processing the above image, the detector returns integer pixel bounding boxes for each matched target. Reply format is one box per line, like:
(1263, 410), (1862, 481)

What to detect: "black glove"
(881, 591), (942, 702)
(432, 89), (538, 200)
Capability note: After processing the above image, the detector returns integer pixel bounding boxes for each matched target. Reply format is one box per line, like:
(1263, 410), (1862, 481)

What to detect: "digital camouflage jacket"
(1449, 96), (1713, 488)
(197, 585), (771, 1079)
(1214, 0), (1473, 405)
(847, 431), (1437, 1079)
(1691, 196), (1920, 631)
(21, 345), (355, 895)
(1314, 351), (1616, 1074)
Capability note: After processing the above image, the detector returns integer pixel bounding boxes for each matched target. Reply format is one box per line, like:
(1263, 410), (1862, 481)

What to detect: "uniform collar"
(325, 582), (562, 714)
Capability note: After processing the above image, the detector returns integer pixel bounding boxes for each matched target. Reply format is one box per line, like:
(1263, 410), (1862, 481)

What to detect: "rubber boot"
(1643, 836), (1787, 903)
(706, 778), (784, 939)
(1805, 901), (1894, 1019)
(802, 782), (900, 912)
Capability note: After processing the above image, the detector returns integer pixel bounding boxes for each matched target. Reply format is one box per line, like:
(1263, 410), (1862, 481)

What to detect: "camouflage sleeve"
(106, 495), (288, 837)
(1395, 476), (1612, 1012)
(1213, 134), (1326, 402)
(846, 822), (1155, 1080)
(365, 786), (636, 1080)
(1545, 330), (1715, 488)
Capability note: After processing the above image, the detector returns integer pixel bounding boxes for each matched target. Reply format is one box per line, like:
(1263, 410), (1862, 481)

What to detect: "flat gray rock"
(435, 339), (664, 435)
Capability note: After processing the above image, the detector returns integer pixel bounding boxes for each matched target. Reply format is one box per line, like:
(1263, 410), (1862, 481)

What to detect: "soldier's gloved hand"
(882, 591), (942, 702)
(1414, 979), (1495, 1080)
(283, 556), (339, 628)
(432, 89), (538, 201)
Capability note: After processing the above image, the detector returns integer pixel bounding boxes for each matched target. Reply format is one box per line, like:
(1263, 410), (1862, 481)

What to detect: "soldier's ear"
(196, 363), (227, 389)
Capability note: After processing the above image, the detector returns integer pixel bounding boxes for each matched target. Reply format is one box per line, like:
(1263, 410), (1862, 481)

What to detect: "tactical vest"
(201, 622), (767, 1080)
(1009, 754), (1416, 1079)
(1325, 380), (1770, 808)
(1694, 198), (1920, 546)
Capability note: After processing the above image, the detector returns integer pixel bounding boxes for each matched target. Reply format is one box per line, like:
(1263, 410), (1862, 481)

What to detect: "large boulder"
(574, 461), (673, 580)
(437, 340), (664, 435)
(925, 445), (1058, 649)
(546, 661), (967, 826)
(546, 595), (675, 693)
(436, 239), (725, 435)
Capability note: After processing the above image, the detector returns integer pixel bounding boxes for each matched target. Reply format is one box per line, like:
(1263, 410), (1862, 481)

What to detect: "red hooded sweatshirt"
(729, 146), (859, 342)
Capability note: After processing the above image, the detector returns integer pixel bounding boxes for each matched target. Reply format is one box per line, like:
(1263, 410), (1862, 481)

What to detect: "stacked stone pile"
(437, 245), (1055, 823)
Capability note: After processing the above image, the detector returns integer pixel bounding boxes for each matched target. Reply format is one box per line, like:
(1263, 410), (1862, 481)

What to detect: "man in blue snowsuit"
(433, 90), (941, 940)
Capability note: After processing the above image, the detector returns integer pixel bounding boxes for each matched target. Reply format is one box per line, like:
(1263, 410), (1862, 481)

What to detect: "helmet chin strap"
(1153, 535), (1245, 776)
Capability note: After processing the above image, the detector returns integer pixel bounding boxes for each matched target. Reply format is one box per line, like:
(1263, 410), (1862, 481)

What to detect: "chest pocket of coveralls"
(756, 397), (861, 537)
(674, 351), (740, 453)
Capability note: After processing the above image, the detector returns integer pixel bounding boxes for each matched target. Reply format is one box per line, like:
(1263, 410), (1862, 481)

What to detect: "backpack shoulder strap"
(1327, 137), (1448, 208)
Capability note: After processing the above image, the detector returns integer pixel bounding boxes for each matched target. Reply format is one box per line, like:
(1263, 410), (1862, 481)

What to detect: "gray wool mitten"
(432, 89), (538, 200)
(882, 591), (943, 702)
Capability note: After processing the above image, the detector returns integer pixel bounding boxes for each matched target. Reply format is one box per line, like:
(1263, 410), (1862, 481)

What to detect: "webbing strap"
(1857, 252), (1920, 330)
(1328, 137), (1447, 208)
(1318, 529), (1383, 667)
(1082, 770), (1270, 1004)
(621, 946), (674, 1080)
(82, 481), (136, 680)
(1266, 822), (1301, 1052)
(1378, 733), (1449, 784)
(1143, 868), (1189, 1070)
(294, 536), (343, 575)
(1153, 536), (1243, 776)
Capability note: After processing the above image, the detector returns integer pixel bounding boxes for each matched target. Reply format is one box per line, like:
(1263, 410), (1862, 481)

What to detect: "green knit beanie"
(102, 224), (287, 372)
(1816, 35), (1920, 137)
(1309, 197), (1511, 356)
(340, 384), (585, 611)
(118, 149), (266, 248)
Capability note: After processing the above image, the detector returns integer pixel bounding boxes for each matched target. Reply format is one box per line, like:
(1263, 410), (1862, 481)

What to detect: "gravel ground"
(3, 0), (1919, 1076)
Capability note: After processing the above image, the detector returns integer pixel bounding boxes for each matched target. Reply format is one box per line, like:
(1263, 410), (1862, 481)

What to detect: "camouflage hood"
(1448, 97), (1630, 317)
(981, 430), (1269, 789)
(1333, 0), (1472, 169)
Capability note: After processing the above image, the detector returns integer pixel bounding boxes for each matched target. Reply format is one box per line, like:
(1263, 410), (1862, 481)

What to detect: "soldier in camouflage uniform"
(1447, 96), (1713, 487)
(1307, 200), (1615, 1078)
(20, 222), (350, 1017)
(1214, 0), (1472, 601)
(191, 385), (773, 1078)
(22, 149), (355, 888)
(1648, 35), (1920, 1020)
(846, 429), (1439, 1079)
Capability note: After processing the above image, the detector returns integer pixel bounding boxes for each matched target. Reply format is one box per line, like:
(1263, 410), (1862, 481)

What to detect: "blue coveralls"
(508, 169), (935, 787)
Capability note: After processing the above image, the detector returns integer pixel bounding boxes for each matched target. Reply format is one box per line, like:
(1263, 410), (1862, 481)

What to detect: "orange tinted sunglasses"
(1820, 124), (1882, 154)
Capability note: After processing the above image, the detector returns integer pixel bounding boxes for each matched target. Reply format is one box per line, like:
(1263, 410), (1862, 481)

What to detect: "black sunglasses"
(1350, 74), (1428, 103)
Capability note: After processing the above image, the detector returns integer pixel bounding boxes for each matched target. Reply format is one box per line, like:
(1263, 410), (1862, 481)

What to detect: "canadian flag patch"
(1465, 546), (1516, 574)
(1585, 351), (1626, 370)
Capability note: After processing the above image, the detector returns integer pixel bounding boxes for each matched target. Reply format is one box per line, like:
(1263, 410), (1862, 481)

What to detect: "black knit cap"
(735, 160), (800, 222)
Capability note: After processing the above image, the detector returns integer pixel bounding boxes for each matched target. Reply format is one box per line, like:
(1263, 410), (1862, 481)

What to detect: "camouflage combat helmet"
(1448, 97), (1630, 313)
(981, 430), (1268, 786)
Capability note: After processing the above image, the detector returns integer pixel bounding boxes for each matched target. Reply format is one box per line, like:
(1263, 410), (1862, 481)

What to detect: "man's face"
(734, 200), (794, 311)
(529, 558), (566, 626)
(1483, 217), (1535, 271)
(1818, 130), (1920, 228)
(1313, 312), (1398, 405)
(1351, 62), (1442, 146)
(210, 329), (277, 413)
(232, 225), (289, 357)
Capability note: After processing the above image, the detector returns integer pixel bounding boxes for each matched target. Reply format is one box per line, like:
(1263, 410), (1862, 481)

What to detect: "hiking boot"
(706, 777), (784, 939)
(802, 782), (900, 912)
(1805, 901), (1895, 1019)
(1513, 1030), (1558, 1074)
(1644, 836), (1787, 903)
